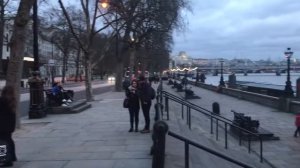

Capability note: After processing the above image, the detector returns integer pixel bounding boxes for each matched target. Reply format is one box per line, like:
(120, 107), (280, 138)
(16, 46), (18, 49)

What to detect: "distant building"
(1, 19), (81, 81)
(171, 51), (193, 67)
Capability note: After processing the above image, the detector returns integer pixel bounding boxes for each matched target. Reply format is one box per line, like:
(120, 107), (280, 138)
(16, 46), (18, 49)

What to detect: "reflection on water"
(204, 73), (300, 86)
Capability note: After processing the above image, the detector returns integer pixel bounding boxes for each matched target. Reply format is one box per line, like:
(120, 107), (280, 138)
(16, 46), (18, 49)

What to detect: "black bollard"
(154, 103), (163, 121)
(151, 121), (169, 168)
(212, 102), (220, 115)
(297, 78), (300, 98)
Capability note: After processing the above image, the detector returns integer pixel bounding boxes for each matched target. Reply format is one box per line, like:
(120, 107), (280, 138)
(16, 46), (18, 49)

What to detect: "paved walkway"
(162, 82), (300, 168)
(12, 91), (154, 168)
(10, 80), (300, 168)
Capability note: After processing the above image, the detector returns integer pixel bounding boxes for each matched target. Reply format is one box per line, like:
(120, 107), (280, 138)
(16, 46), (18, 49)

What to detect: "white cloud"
(172, 0), (300, 60)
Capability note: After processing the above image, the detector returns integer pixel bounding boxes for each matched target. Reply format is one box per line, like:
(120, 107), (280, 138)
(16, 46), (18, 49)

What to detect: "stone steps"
(162, 84), (273, 168)
(46, 99), (92, 114)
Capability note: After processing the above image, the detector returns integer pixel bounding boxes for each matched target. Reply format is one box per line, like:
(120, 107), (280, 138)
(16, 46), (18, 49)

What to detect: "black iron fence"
(168, 131), (254, 168)
(156, 83), (264, 163)
(151, 82), (255, 168)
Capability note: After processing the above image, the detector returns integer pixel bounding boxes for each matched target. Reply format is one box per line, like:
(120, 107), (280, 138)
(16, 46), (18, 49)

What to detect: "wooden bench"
(44, 89), (61, 107)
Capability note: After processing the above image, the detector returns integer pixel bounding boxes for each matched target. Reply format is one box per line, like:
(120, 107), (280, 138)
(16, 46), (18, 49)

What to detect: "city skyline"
(172, 0), (300, 61)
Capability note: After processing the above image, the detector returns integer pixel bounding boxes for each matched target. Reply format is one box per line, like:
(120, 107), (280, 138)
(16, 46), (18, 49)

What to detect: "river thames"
(202, 72), (300, 87)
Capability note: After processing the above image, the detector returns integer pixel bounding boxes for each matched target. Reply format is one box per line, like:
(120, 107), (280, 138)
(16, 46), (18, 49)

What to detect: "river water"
(202, 73), (300, 87)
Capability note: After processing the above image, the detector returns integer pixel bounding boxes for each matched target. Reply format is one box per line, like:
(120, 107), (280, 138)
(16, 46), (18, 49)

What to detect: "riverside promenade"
(162, 82), (300, 168)
(8, 81), (300, 168)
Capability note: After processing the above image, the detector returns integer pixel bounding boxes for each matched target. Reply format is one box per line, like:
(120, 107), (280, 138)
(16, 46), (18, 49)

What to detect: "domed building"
(172, 51), (193, 67)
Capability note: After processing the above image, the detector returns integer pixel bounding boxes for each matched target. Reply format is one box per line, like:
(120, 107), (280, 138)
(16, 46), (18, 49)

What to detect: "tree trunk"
(62, 53), (67, 83)
(84, 52), (93, 101)
(51, 66), (55, 85)
(75, 48), (81, 82)
(6, 0), (35, 128)
(0, 0), (4, 75)
(129, 48), (136, 76)
(115, 60), (123, 92)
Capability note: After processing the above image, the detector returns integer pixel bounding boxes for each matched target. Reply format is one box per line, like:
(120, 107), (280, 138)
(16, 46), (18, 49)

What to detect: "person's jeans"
(141, 102), (151, 130)
(129, 108), (139, 129)
(294, 126), (300, 137)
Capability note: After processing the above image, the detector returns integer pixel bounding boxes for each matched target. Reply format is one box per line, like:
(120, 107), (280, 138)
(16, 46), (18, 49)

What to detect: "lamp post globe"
(219, 58), (225, 87)
(284, 47), (294, 97)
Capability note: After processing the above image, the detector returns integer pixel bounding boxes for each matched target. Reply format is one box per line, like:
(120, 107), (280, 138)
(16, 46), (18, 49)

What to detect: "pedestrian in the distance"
(126, 79), (140, 132)
(122, 77), (131, 93)
(0, 85), (17, 167)
(294, 114), (300, 137)
(138, 75), (155, 133)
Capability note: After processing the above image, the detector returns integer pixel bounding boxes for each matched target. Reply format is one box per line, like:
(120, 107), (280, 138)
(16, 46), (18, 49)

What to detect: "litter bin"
(20, 81), (24, 88)
(212, 102), (220, 115)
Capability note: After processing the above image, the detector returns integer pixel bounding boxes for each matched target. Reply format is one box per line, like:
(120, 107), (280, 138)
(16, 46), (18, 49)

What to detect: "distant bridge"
(194, 65), (300, 73)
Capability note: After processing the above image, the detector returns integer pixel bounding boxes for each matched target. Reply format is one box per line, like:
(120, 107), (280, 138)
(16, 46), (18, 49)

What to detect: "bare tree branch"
(58, 0), (87, 53)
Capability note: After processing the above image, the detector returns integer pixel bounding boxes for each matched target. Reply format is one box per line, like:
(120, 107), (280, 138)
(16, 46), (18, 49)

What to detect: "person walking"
(126, 79), (140, 132)
(294, 114), (300, 137)
(138, 75), (155, 133)
(0, 85), (17, 167)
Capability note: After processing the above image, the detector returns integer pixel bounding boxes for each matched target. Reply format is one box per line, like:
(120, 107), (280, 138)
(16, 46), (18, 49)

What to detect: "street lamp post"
(28, 0), (46, 119)
(100, 0), (119, 73)
(284, 47), (294, 97)
(196, 68), (200, 84)
(219, 58), (225, 87)
(184, 69), (188, 90)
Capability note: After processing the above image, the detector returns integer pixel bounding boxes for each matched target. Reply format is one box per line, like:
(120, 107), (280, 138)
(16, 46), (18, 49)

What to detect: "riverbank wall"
(188, 81), (300, 114)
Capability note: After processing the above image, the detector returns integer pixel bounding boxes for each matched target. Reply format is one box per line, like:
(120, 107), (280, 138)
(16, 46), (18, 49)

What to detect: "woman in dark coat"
(126, 80), (140, 132)
(0, 85), (17, 167)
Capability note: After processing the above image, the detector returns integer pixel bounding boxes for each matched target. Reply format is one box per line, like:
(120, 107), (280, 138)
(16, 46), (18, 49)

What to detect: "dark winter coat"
(295, 115), (300, 127)
(126, 86), (140, 109)
(138, 81), (155, 104)
(0, 97), (16, 135)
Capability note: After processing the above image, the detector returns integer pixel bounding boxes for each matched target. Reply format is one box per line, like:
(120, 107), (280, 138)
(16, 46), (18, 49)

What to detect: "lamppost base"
(28, 71), (46, 119)
(285, 81), (294, 97)
(219, 80), (225, 87)
(29, 104), (46, 119)
(284, 89), (294, 98)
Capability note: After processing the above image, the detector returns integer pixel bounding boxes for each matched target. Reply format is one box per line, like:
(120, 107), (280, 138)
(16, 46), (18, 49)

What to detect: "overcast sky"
(172, 0), (300, 61)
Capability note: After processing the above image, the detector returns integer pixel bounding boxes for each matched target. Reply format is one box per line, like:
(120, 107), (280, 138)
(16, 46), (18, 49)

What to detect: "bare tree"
(100, 0), (189, 90)
(58, 0), (112, 101)
(6, 0), (35, 127)
(0, 0), (10, 76)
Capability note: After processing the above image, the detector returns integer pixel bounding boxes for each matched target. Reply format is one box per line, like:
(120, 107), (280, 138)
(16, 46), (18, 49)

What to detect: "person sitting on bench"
(52, 82), (73, 106)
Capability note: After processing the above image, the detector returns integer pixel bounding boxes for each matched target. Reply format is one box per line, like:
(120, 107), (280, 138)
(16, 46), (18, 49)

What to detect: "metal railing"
(168, 131), (254, 168)
(157, 84), (264, 163)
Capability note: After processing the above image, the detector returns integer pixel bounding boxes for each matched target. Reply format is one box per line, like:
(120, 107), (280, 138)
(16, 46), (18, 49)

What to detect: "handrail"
(158, 88), (264, 163)
(161, 90), (261, 138)
(168, 131), (254, 168)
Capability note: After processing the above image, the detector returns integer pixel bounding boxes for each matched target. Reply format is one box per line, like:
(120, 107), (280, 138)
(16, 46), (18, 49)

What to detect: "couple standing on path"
(124, 75), (156, 133)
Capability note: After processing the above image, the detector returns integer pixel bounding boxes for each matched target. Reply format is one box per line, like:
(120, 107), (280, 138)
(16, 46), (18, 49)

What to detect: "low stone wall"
(290, 101), (300, 114)
(189, 81), (299, 113)
(222, 87), (279, 109)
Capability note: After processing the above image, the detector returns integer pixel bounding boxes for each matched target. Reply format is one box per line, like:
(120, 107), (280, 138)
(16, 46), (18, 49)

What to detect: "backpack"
(149, 86), (156, 100)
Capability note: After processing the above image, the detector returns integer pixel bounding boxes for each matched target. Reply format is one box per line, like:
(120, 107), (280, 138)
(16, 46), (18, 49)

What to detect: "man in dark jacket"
(138, 75), (155, 133)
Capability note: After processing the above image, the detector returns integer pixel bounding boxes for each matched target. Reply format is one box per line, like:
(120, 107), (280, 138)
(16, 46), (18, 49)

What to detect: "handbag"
(123, 98), (129, 108)
(0, 140), (11, 163)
